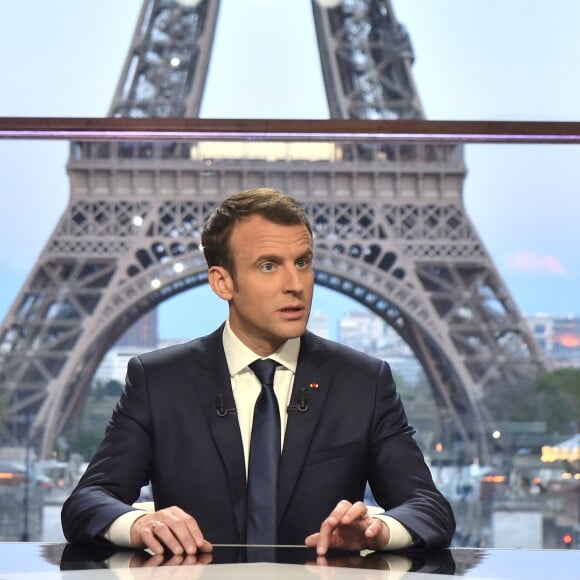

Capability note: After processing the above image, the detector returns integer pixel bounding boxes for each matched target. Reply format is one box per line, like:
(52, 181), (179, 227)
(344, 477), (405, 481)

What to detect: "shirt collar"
(222, 319), (300, 377)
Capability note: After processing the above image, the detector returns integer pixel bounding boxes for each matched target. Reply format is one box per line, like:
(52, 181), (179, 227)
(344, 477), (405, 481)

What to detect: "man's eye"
(296, 258), (311, 269)
(260, 262), (275, 272)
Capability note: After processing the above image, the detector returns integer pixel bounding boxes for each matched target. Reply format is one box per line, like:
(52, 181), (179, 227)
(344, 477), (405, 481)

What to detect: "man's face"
(220, 214), (314, 356)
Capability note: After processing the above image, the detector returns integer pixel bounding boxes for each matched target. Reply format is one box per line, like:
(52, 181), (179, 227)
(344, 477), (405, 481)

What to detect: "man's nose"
(283, 266), (304, 292)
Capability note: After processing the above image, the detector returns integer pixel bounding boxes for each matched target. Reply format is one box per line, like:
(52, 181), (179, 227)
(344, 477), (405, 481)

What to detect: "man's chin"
(277, 320), (308, 339)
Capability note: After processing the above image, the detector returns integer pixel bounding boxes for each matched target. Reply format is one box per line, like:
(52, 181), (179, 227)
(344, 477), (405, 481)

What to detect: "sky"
(1, 0), (580, 341)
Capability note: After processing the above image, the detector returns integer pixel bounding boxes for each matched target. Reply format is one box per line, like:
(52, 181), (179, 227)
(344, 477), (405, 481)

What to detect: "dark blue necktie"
(246, 358), (280, 546)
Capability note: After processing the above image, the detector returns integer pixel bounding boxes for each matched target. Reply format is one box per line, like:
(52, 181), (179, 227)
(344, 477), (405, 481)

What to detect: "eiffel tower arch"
(0, 0), (546, 462)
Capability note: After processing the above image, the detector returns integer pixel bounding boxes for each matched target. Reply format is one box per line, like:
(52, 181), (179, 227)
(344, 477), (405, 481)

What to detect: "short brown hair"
(201, 188), (312, 280)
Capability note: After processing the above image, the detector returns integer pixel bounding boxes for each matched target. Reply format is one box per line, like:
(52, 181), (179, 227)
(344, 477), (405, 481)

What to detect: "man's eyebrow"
(297, 250), (314, 260)
(254, 254), (282, 264)
(253, 249), (313, 264)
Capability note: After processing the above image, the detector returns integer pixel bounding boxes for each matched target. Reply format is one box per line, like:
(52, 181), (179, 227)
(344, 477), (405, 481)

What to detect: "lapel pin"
(309, 382), (319, 389)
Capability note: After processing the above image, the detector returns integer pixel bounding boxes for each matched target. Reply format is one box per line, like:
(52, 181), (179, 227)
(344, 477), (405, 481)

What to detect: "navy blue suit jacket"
(61, 327), (455, 548)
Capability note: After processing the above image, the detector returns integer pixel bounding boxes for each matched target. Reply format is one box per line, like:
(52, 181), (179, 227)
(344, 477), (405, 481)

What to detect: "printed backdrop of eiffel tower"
(0, 0), (546, 461)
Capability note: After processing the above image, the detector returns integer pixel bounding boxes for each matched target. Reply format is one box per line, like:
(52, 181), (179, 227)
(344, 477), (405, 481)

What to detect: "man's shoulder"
(303, 331), (384, 368)
(135, 326), (224, 367)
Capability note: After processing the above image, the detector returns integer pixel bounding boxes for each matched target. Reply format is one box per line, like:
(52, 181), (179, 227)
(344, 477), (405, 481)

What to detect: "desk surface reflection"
(0, 542), (577, 579)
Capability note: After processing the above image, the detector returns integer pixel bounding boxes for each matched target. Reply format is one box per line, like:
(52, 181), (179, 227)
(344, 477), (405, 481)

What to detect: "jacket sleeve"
(367, 360), (456, 548)
(61, 356), (153, 544)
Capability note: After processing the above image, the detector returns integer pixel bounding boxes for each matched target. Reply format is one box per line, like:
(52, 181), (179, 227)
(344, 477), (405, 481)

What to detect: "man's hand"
(304, 500), (390, 556)
(130, 506), (213, 556)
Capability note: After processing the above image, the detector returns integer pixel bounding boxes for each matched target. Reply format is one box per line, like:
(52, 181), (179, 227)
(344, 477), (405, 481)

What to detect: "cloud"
(502, 251), (566, 275)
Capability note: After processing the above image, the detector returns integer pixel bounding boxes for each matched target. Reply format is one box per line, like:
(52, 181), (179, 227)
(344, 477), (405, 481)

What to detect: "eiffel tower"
(0, 0), (546, 462)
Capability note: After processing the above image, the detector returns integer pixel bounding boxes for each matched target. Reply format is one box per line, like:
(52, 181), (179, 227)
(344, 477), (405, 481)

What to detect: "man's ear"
(207, 265), (234, 301)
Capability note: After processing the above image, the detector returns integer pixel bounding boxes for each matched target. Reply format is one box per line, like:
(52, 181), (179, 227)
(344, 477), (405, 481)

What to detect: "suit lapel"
(191, 327), (247, 539)
(278, 332), (330, 523)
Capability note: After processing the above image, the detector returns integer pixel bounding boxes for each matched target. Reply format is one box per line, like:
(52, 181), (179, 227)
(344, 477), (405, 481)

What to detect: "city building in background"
(94, 309), (159, 385)
(307, 310), (330, 340)
(115, 308), (158, 349)
(337, 311), (386, 353)
(527, 314), (580, 368)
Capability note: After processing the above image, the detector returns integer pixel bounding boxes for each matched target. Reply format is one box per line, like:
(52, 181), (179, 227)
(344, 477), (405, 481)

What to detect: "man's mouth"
(280, 305), (303, 312)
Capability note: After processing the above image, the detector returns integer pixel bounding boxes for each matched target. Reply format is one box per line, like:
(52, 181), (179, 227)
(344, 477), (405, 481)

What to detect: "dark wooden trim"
(1, 117), (580, 143)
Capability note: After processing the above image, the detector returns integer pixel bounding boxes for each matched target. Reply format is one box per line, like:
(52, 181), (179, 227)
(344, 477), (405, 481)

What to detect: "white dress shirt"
(104, 321), (412, 550)
(223, 319), (298, 472)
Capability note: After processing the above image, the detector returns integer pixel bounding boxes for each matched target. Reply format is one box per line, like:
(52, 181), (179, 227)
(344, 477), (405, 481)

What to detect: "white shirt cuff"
(368, 506), (414, 550)
(102, 507), (151, 547)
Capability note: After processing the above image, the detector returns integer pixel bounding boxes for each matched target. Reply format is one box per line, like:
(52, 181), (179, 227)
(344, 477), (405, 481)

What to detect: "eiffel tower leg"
(0, 0), (222, 457)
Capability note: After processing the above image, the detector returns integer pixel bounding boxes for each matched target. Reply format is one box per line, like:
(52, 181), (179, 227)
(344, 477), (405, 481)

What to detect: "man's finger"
(363, 518), (382, 537)
(304, 531), (320, 545)
(314, 517), (335, 555)
(149, 519), (185, 555)
(339, 501), (368, 524)
(183, 516), (213, 552)
(139, 523), (167, 555)
(307, 500), (354, 556)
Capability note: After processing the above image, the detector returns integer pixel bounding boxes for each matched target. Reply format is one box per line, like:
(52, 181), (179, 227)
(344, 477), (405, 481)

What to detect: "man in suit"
(61, 188), (455, 558)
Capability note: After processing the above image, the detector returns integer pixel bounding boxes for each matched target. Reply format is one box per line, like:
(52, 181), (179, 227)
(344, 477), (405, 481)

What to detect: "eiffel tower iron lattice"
(0, 0), (546, 461)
